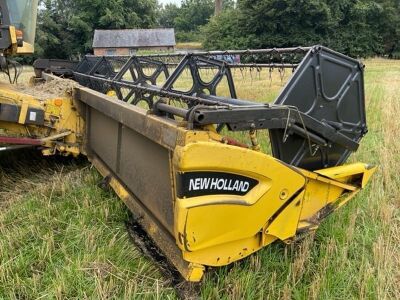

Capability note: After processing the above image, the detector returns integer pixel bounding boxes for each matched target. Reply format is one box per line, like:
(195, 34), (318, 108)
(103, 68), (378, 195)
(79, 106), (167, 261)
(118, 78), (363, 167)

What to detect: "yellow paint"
(266, 191), (305, 242)
(9, 26), (17, 45)
(106, 90), (117, 97)
(8, 26), (18, 55)
(183, 235), (266, 266)
(186, 264), (205, 282)
(361, 166), (377, 188)
(172, 133), (376, 278)
(16, 42), (35, 55)
(18, 101), (29, 124)
(45, 104), (61, 116)
(0, 83), (84, 156)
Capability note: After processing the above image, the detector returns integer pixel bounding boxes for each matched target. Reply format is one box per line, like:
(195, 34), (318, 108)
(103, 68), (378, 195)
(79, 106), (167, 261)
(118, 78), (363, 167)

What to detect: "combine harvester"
(0, 0), (375, 282)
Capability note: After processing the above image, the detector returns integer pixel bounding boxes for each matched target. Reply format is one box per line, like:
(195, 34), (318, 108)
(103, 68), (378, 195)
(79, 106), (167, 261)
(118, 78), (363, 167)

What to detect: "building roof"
(93, 29), (176, 48)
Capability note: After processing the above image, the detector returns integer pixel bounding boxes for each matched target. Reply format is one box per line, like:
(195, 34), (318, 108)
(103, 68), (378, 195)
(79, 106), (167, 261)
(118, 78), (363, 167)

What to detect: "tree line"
(34, 0), (400, 60)
(36, 0), (158, 59)
(203, 0), (400, 58)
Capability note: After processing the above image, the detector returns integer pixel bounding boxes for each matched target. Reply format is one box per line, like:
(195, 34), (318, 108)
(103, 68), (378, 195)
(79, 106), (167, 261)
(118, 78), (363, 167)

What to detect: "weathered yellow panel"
(174, 142), (306, 265)
(172, 140), (375, 272)
(0, 83), (84, 156)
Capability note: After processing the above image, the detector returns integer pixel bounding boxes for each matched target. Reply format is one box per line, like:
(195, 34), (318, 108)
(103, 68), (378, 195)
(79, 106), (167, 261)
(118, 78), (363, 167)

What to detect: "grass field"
(176, 42), (203, 50)
(0, 59), (399, 299)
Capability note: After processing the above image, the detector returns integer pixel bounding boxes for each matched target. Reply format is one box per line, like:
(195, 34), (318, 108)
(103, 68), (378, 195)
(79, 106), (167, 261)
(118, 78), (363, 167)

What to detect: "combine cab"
(0, 3), (375, 279)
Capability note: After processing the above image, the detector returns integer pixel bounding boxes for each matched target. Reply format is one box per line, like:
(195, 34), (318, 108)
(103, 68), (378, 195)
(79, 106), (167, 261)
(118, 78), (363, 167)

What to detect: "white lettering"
(240, 181), (250, 192)
(186, 176), (254, 194)
(222, 179), (228, 190)
(227, 179), (233, 191)
(210, 178), (218, 189)
(217, 179), (225, 190)
(200, 178), (210, 190)
(194, 178), (201, 190)
(189, 179), (196, 191)
(232, 180), (239, 191)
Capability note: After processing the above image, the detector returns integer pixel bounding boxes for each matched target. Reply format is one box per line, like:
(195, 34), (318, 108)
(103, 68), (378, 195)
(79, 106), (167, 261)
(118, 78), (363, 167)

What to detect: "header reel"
(74, 45), (367, 171)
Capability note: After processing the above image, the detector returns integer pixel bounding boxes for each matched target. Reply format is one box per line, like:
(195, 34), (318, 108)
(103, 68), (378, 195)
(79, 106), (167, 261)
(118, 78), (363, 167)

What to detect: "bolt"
(280, 189), (289, 200)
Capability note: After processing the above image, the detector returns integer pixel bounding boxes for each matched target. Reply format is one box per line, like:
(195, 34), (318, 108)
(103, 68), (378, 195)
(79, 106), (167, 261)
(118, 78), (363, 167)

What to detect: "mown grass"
(176, 42), (203, 50)
(0, 59), (399, 299)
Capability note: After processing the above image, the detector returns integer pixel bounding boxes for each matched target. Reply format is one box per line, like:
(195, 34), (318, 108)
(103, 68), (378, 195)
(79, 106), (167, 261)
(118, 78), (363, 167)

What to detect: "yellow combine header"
(0, 44), (376, 281)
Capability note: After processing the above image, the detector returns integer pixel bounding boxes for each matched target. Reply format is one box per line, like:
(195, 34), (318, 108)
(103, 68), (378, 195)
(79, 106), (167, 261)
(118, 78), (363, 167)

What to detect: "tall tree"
(35, 0), (158, 59)
(157, 0), (234, 41)
(215, 0), (223, 15)
(174, 0), (214, 32)
(158, 3), (180, 28)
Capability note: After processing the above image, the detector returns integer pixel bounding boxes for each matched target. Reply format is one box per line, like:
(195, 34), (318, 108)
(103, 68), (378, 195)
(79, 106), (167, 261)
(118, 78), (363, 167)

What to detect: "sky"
(159, 0), (181, 6)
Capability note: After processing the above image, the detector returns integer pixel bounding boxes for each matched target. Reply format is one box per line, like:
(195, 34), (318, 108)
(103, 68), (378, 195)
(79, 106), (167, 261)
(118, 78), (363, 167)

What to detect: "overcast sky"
(159, 0), (181, 6)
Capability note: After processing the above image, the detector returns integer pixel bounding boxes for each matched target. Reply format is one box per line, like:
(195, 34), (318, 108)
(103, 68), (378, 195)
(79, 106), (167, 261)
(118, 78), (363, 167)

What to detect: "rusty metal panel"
(75, 87), (179, 150)
(118, 126), (174, 233)
(90, 109), (119, 171)
(76, 87), (178, 235)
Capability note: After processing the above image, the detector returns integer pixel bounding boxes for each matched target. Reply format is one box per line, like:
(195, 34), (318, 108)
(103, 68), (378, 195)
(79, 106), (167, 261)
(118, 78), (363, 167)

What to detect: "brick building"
(92, 28), (176, 56)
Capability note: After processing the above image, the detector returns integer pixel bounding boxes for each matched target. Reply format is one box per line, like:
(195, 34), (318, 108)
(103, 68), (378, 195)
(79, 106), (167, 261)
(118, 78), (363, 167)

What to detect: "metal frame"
(73, 45), (367, 171)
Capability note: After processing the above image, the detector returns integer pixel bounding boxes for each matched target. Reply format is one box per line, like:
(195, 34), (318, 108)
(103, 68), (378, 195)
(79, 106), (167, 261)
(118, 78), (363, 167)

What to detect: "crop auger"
(0, 0), (375, 283)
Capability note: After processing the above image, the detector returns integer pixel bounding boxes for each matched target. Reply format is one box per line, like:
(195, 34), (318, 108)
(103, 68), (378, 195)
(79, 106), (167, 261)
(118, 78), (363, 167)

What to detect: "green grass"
(1, 59), (399, 299)
(176, 42), (203, 50)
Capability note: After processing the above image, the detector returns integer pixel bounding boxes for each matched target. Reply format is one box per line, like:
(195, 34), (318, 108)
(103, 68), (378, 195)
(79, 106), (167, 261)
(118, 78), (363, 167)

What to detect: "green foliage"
(36, 0), (158, 59)
(374, 0), (400, 57)
(158, 0), (234, 42)
(176, 31), (203, 43)
(202, 9), (246, 50)
(203, 0), (400, 57)
(174, 0), (214, 32)
(157, 3), (180, 29)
